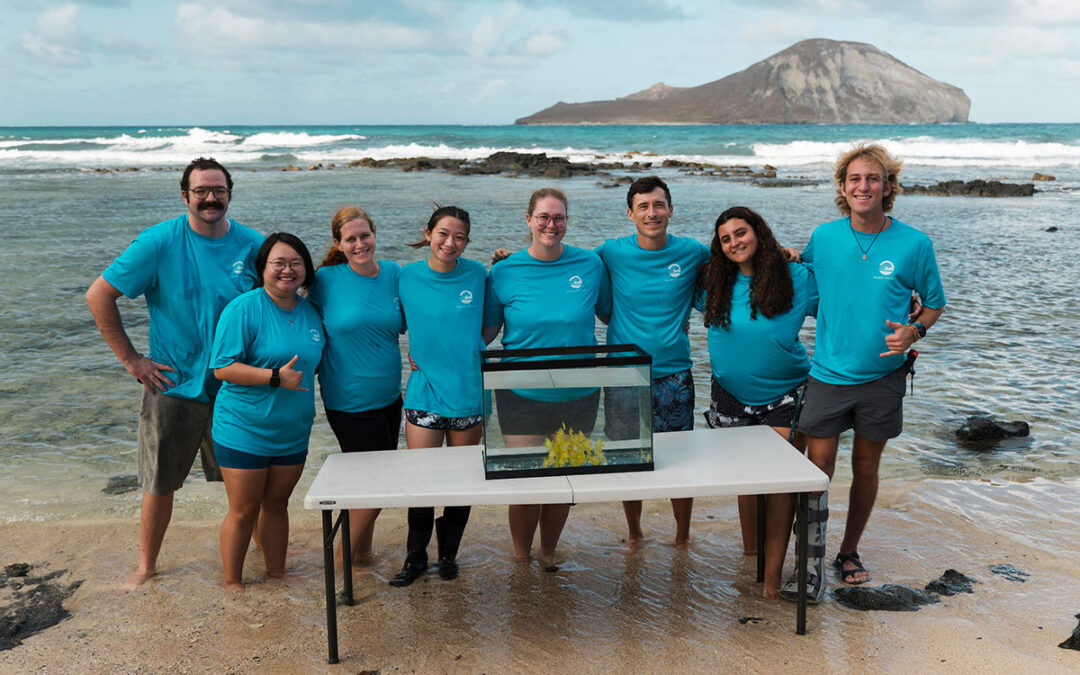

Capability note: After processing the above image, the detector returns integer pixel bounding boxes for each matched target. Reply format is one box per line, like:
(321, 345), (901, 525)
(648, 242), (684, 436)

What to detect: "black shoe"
(437, 558), (459, 581)
(388, 561), (426, 587)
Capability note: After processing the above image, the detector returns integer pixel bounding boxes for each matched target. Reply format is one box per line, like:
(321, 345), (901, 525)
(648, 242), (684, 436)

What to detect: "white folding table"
(305, 426), (829, 664)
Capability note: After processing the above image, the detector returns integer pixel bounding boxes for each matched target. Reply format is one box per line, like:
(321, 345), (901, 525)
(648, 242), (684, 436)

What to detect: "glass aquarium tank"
(481, 344), (653, 479)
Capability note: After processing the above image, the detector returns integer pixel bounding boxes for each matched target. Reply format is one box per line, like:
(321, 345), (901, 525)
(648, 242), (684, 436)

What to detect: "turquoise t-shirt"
(307, 261), (404, 413)
(483, 245), (612, 401)
(694, 263), (818, 405)
(596, 234), (710, 377)
(102, 215), (264, 402)
(209, 289), (325, 456)
(399, 258), (487, 418)
(803, 217), (946, 385)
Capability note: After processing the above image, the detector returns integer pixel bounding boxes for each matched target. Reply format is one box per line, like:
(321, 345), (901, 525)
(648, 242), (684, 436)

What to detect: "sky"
(1, 0), (1078, 125)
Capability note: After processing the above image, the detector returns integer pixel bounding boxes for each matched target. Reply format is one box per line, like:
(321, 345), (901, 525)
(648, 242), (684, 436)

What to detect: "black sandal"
(833, 551), (869, 585)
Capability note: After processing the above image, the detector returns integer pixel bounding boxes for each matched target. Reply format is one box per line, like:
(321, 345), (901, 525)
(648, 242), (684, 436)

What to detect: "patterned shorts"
(404, 408), (483, 431)
(604, 368), (695, 440)
(704, 379), (805, 430)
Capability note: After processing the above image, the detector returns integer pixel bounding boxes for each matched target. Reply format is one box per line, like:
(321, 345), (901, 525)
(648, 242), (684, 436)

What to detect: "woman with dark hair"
(209, 232), (324, 590)
(694, 206), (818, 600)
(307, 206), (404, 568)
(388, 206), (490, 587)
(483, 187), (611, 566)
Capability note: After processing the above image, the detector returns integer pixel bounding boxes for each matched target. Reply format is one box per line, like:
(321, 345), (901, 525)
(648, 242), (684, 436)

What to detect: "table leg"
(321, 510), (339, 664)
(755, 494), (766, 582)
(340, 509), (354, 606)
(796, 492), (809, 635)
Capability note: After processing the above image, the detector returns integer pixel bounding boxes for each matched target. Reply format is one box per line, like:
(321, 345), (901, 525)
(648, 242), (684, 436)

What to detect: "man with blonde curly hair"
(783, 144), (946, 601)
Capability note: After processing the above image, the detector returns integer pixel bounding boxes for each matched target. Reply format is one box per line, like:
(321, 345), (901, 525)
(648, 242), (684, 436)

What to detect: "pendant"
(862, 254), (868, 260)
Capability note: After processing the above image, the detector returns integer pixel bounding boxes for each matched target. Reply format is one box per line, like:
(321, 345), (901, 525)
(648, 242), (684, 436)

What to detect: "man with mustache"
(86, 157), (264, 590)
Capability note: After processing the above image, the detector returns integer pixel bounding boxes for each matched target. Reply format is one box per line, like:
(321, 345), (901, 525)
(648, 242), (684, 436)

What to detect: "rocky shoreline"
(80, 151), (1052, 198)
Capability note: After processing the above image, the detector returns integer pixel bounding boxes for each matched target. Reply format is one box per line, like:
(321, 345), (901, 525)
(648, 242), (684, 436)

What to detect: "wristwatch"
(269, 367), (281, 388)
(911, 322), (927, 339)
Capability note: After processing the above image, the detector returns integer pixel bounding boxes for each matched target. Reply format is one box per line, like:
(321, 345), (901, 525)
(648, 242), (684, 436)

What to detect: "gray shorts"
(797, 365), (908, 442)
(137, 388), (221, 496)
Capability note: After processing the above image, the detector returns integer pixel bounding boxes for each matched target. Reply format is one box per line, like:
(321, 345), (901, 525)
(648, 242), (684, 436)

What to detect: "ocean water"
(1, 123), (1078, 523)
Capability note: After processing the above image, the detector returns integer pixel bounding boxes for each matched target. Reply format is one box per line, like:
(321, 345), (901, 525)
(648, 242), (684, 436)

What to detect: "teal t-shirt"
(102, 215), (264, 402)
(596, 234), (710, 377)
(694, 263), (817, 405)
(307, 261), (404, 413)
(399, 258), (487, 418)
(209, 289), (325, 455)
(803, 217), (946, 385)
(483, 245), (612, 401)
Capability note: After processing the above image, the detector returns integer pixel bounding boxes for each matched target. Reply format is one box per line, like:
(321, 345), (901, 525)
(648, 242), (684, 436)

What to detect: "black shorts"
(704, 379), (805, 430)
(494, 389), (600, 437)
(797, 365), (908, 442)
(325, 396), (403, 452)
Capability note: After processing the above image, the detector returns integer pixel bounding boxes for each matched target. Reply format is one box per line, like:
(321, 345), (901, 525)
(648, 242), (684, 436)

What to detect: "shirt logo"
(878, 261), (895, 276)
(459, 290), (473, 304)
(231, 261), (245, 275)
(310, 329), (322, 343)
(668, 263), (682, 278)
(569, 275), (583, 290)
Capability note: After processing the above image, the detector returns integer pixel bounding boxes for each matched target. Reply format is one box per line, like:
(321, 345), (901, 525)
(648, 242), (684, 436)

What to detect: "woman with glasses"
(483, 188), (611, 567)
(307, 206), (404, 569)
(387, 206), (491, 587)
(694, 206), (818, 600)
(209, 232), (324, 590)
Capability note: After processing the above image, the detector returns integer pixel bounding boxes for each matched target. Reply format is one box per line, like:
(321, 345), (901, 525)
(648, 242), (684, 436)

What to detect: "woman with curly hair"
(694, 206), (818, 600)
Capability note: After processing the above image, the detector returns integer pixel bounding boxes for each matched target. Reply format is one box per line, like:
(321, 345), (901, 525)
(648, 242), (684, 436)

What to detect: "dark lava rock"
(956, 415), (1030, 445)
(988, 563), (1029, 582)
(1046, 226), (1059, 232)
(103, 474), (140, 495)
(4, 564), (30, 578)
(903, 180), (1035, 197)
(0, 570), (83, 651)
(1060, 614), (1080, 651)
(737, 616), (764, 624)
(925, 569), (976, 596)
(832, 584), (940, 611)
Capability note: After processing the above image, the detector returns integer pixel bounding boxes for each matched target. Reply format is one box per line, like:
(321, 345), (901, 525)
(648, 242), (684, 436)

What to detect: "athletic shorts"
(797, 364), (908, 442)
(213, 441), (307, 470)
(404, 408), (483, 431)
(137, 388), (221, 497)
(704, 379), (805, 430)
(605, 368), (695, 440)
(325, 396), (403, 452)
(494, 389), (600, 437)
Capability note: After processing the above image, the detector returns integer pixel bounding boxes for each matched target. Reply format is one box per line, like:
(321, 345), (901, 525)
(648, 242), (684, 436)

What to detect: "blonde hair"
(320, 206), (374, 267)
(834, 143), (902, 215)
(527, 187), (568, 216)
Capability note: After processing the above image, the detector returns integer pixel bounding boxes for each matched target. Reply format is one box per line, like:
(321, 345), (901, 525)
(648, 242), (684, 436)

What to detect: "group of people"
(88, 144), (945, 602)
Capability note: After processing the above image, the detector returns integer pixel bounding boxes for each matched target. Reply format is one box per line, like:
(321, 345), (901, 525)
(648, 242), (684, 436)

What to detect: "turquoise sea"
(1, 123), (1078, 523)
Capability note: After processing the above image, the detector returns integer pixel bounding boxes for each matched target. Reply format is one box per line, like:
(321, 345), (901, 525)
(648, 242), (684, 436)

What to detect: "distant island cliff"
(516, 39), (970, 125)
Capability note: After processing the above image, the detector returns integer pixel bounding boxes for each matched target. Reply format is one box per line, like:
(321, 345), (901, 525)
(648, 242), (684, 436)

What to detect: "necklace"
(850, 215), (888, 260)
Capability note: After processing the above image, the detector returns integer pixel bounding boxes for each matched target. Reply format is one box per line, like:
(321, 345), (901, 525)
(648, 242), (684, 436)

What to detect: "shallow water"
(1, 154), (1078, 524)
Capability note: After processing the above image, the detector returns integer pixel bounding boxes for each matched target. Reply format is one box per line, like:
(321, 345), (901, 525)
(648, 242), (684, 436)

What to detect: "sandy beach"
(3, 474), (1078, 673)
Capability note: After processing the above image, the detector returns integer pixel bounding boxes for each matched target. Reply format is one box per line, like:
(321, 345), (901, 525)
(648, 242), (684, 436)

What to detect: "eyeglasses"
(531, 213), (567, 226)
(187, 187), (230, 199)
(268, 260), (305, 271)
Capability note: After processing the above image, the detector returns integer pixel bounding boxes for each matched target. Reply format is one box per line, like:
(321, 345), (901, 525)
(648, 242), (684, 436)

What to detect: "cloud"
(175, 3), (430, 54)
(521, 32), (564, 56)
(20, 3), (89, 66)
(739, 13), (817, 43)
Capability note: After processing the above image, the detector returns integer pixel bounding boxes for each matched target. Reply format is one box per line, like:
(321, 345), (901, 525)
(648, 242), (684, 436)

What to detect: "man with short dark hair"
(789, 144), (946, 598)
(86, 157), (264, 589)
(596, 176), (710, 548)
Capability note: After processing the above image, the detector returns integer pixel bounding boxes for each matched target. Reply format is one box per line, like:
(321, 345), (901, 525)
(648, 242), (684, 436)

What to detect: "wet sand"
(2, 477), (1079, 673)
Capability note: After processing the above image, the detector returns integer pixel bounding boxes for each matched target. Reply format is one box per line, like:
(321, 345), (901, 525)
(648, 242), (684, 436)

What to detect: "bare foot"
(619, 536), (644, 554)
(222, 580), (245, 592)
(763, 584), (781, 600)
(117, 566), (154, 594)
(673, 537), (695, 551)
(265, 570), (303, 582)
(537, 549), (560, 572)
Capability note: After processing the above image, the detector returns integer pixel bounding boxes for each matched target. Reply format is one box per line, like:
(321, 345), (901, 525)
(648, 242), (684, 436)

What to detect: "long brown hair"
(700, 206), (793, 329)
(320, 206), (374, 267)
